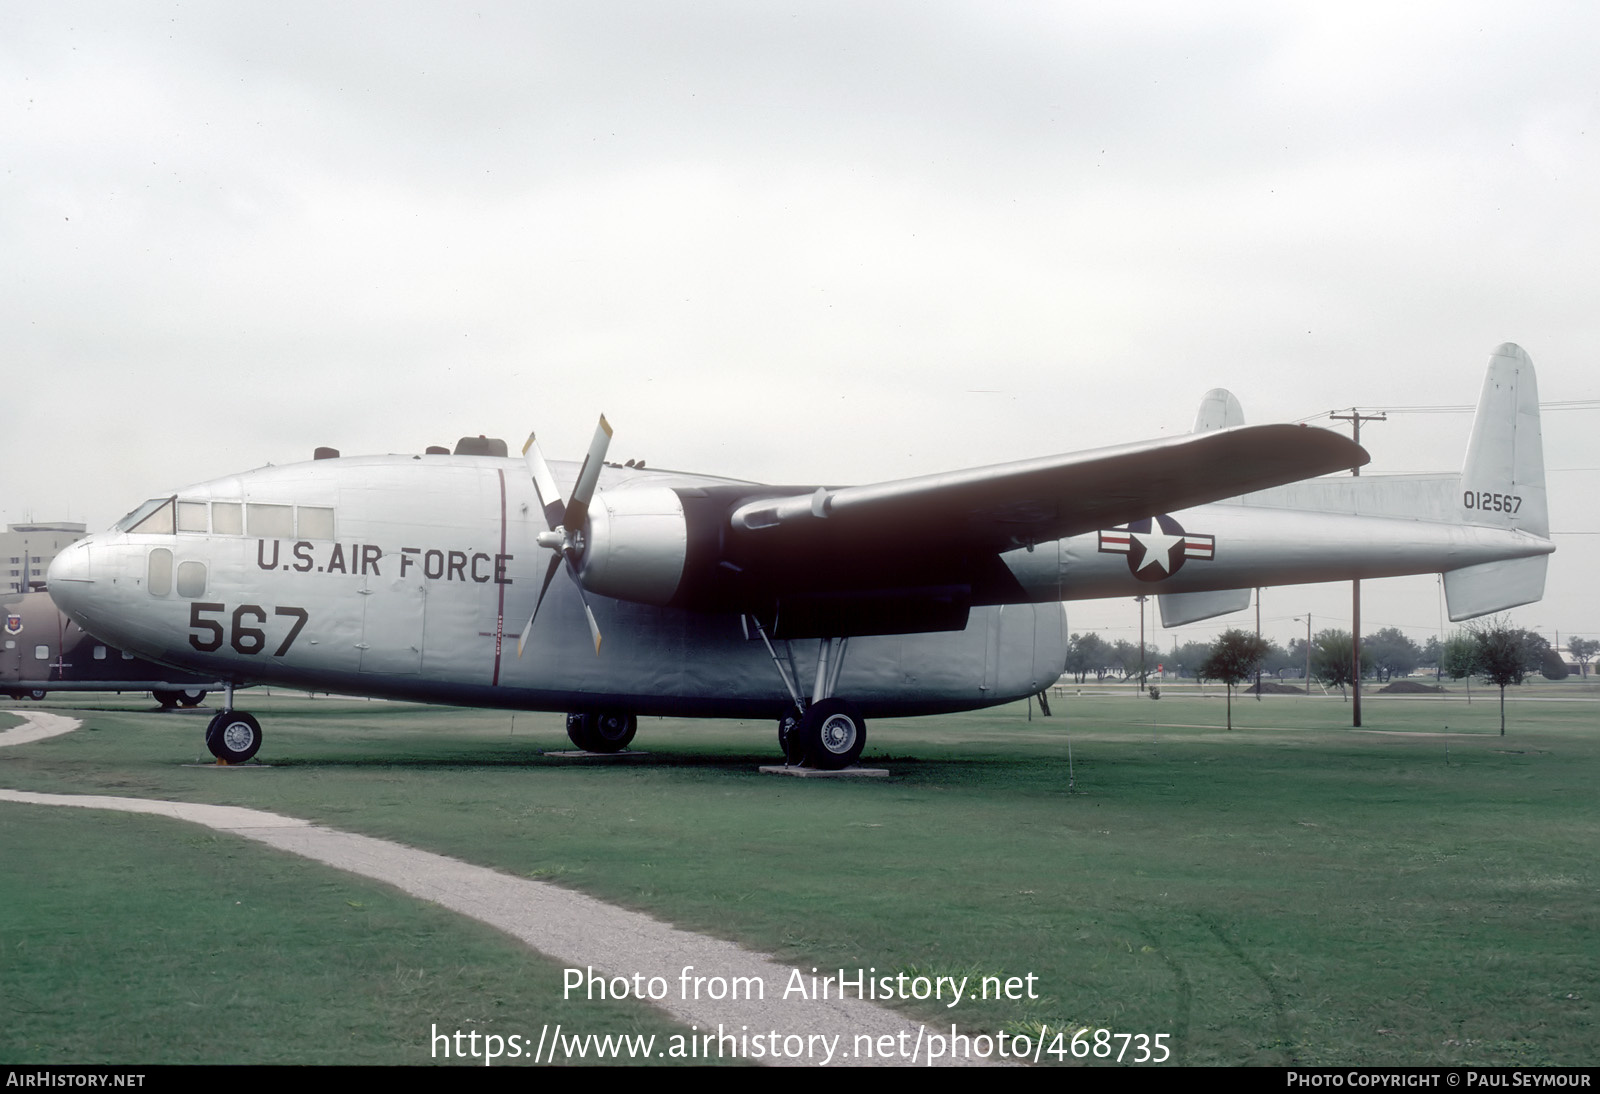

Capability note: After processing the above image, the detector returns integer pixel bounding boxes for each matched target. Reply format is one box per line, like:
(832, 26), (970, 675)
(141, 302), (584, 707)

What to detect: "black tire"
(153, 690), (182, 708)
(205, 710), (262, 764)
(566, 712), (598, 751)
(796, 698), (866, 770)
(567, 711), (636, 752)
(26, 689), (46, 702)
(778, 709), (801, 761)
(179, 689), (207, 707)
(589, 711), (636, 752)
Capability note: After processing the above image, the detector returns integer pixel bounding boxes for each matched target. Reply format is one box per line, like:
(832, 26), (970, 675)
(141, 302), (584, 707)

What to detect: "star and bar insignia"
(1098, 514), (1215, 582)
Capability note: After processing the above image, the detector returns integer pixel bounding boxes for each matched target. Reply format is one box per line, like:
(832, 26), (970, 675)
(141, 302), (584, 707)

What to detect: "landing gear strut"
(750, 619), (868, 769)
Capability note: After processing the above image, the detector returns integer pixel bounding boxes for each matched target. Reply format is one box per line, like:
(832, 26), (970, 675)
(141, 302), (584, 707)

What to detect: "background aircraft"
(2, 589), (219, 706)
(47, 345), (1551, 769)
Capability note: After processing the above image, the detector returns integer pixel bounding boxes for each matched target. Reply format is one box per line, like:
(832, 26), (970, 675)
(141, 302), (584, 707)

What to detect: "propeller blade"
(522, 432), (567, 529)
(517, 553), (564, 657)
(563, 415), (612, 534)
(562, 555), (604, 655)
(582, 599), (603, 654)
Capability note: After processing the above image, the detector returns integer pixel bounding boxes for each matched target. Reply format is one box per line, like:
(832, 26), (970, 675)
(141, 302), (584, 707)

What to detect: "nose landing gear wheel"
(205, 711), (262, 764)
(795, 698), (866, 770)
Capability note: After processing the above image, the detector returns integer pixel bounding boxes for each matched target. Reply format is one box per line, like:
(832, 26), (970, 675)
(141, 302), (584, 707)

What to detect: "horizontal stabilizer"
(1159, 588), (1252, 627)
(1444, 556), (1549, 621)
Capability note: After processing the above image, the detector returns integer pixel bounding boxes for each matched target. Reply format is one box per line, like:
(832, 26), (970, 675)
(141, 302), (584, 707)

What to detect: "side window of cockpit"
(212, 503), (243, 535)
(247, 504), (294, 537)
(177, 502), (209, 533)
(149, 548), (173, 596)
(176, 561), (207, 598)
(297, 506), (335, 539)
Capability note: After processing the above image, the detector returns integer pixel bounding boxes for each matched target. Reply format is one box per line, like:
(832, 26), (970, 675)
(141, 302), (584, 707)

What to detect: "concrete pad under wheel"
(757, 765), (889, 778)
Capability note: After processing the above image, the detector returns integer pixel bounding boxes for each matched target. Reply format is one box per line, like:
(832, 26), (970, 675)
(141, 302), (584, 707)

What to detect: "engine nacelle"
(577, 487), (689, 605)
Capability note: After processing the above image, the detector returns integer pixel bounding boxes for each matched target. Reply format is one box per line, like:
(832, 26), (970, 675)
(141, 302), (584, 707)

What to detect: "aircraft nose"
(46, 538), (94, 615)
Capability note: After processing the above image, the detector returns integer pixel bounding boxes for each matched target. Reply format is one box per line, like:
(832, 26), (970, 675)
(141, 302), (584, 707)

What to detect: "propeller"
(518, 415), (612, 656)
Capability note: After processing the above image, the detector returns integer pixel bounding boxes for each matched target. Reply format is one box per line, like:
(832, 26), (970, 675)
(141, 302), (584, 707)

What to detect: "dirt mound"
(1379, 679), (1445, 694)
(1248, 681), (1307, 695)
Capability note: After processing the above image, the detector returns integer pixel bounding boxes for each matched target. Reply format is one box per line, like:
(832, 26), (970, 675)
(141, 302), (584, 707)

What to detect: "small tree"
(1198, 629), (1270, 729)
(1468, 618), (1548, 735)
(1365, 626), (1421, 682)
(1568, 636), (1597, 679)
(1439, 632), (1478, 703)
(1310, 629), (1374, 700)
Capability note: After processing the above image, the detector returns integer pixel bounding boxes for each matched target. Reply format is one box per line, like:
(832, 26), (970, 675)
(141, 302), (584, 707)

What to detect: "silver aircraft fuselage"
(45, 457), (1071, 718)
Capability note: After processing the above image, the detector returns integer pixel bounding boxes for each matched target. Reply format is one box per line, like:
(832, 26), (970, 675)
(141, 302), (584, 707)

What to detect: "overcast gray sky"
(4, 1), (1596, 652)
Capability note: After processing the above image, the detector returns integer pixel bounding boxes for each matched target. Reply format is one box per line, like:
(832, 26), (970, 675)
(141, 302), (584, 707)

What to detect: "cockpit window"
(212, 502), (243, 535)
(297, 506), (335, 539)
(247, 504), (294, 537)
(118, 497), (176, 534)
(177, 501), (209, 533)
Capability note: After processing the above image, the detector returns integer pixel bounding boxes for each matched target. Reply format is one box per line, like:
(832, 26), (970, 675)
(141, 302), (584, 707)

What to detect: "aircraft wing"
(727, 424), (1367, 553)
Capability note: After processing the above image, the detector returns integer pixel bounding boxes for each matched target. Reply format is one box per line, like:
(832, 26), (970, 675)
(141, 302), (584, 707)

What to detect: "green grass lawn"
(2, 682), (1595, 1066)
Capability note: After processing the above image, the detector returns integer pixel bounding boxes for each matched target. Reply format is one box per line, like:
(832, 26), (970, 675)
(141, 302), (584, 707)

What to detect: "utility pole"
(1136, 595), (1147, 693)
(1295, 614), (1312, 695)
(1330, 409), (1385, 727)
(1254, 588), (1262, 700)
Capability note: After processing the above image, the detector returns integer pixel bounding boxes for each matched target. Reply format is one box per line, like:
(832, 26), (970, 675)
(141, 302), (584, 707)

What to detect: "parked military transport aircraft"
(2, 589), (220, 705)
(48, 344), (1551, 768)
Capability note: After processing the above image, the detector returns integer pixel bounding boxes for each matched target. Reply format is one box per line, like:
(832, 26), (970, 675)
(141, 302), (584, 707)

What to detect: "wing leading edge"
(727, 423), (1366, 553)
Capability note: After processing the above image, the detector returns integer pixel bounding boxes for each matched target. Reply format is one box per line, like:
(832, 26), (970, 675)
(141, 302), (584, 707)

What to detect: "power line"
(1295, 398), (1600, 423)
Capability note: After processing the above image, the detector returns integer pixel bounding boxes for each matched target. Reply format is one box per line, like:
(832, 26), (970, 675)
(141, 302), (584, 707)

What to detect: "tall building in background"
(3, 522), (87, 593)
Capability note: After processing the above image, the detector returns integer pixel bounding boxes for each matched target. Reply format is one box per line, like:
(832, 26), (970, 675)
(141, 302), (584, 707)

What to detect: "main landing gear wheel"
(153, 690), (182, 708)
(566, 711), (637, 753)
(179, 689), (207, 707)
(795, 698), (866, 770)
(205, 710), (262, 764)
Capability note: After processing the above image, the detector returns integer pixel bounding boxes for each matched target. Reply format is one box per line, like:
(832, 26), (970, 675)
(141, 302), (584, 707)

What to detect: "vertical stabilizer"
(1192, 389), (1245, 433)
(1444, 343), (1550, 620)
(1162, 388), (1252, 625)
(1458, 343), (1547, 538)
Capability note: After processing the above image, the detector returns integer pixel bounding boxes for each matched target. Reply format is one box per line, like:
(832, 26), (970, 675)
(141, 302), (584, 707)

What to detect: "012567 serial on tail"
(47, 343), (1552, 769)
